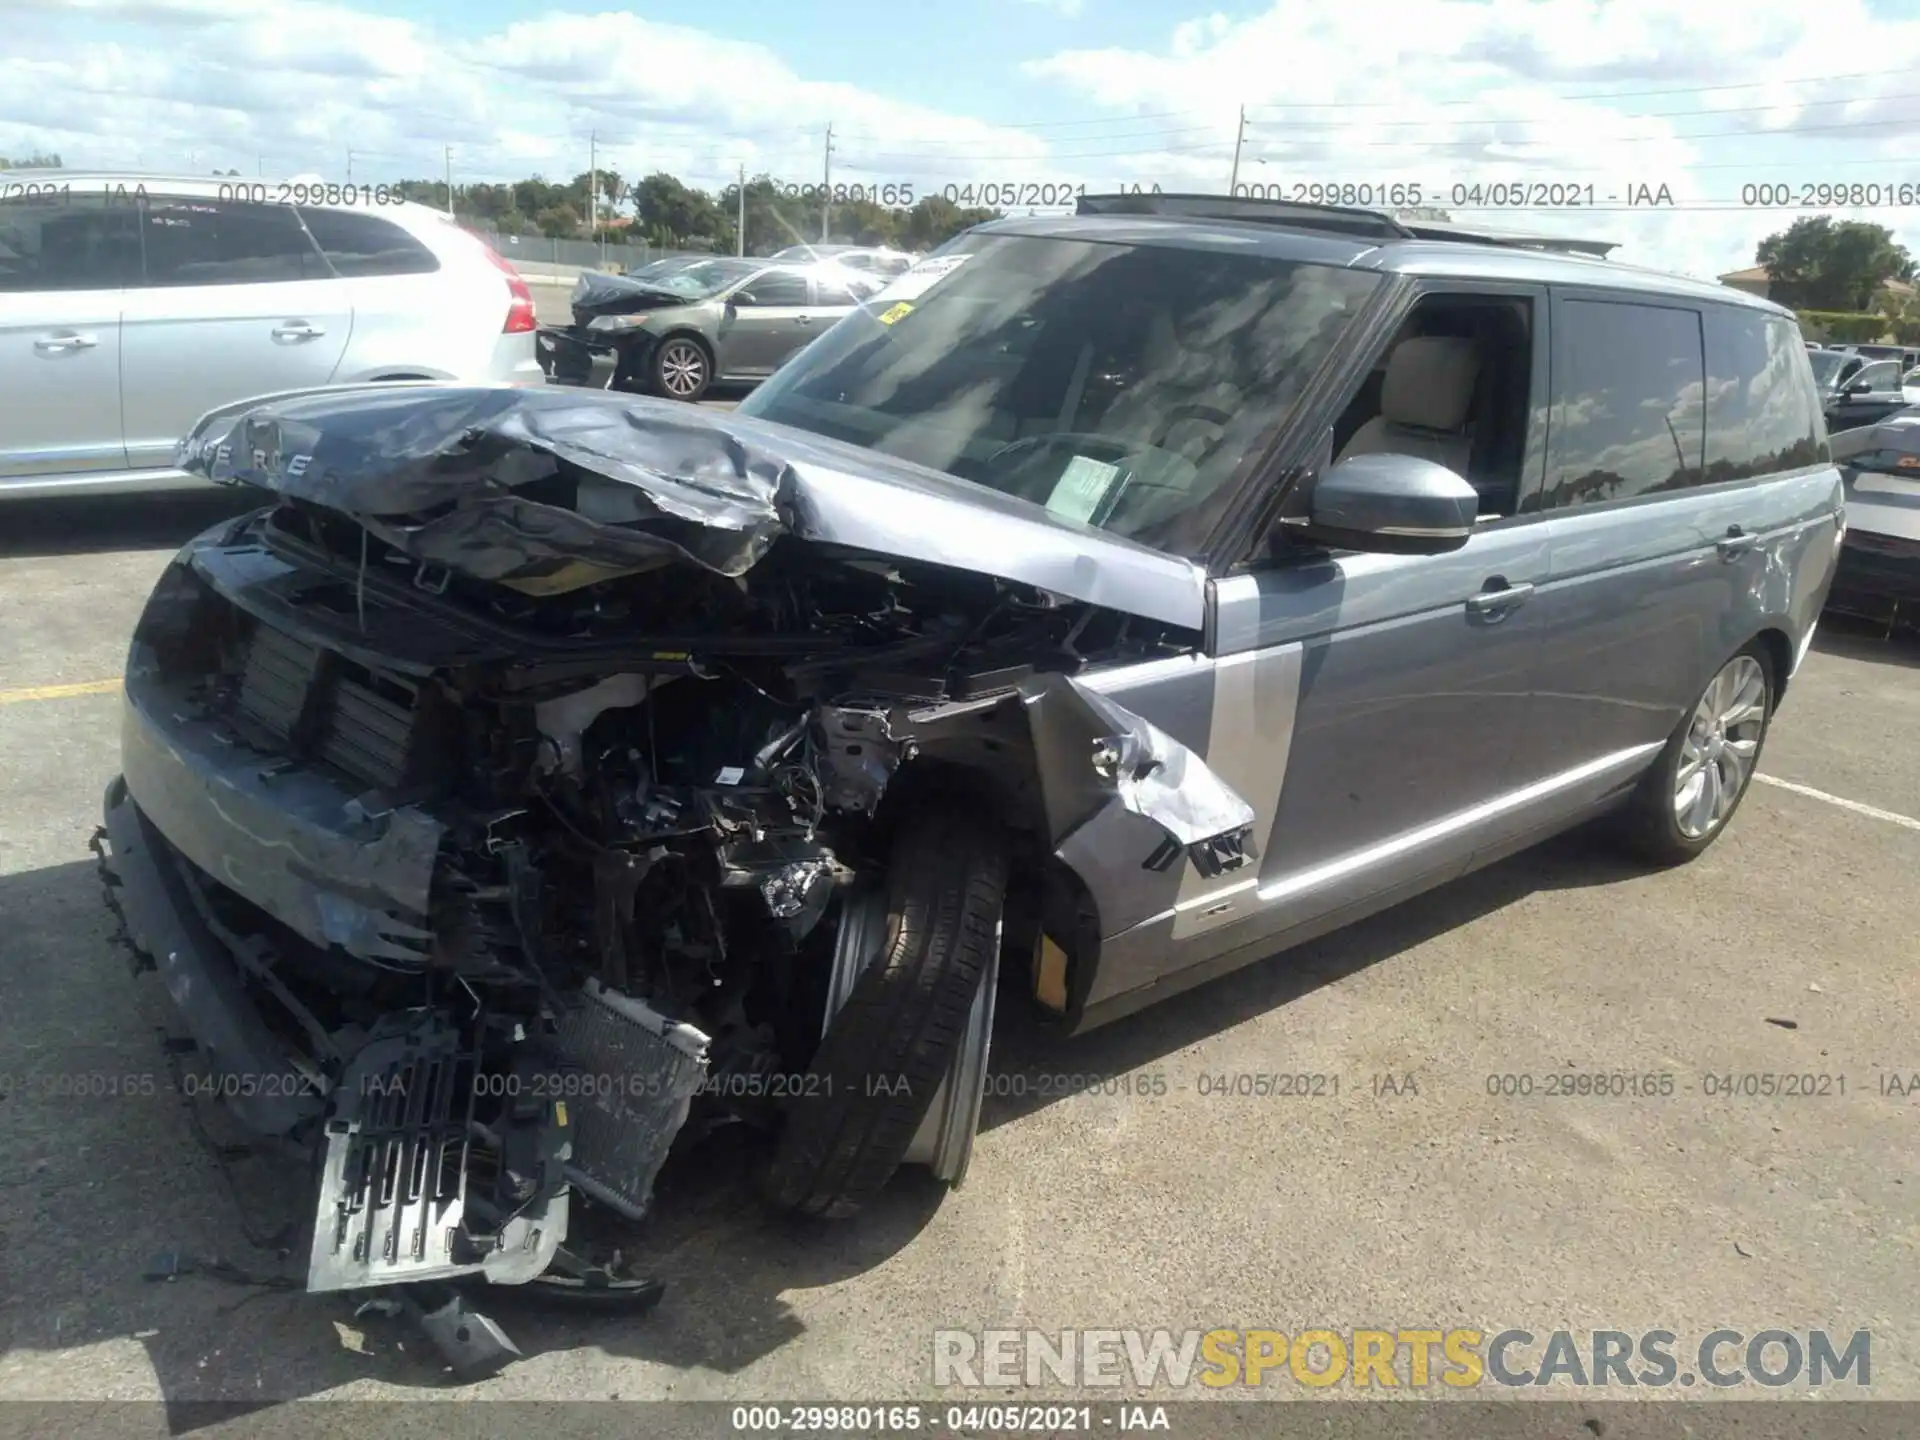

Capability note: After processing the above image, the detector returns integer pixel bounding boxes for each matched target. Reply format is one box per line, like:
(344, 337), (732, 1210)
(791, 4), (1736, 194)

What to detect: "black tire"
(764, 809), (1007, 1219)
(1612, 640), (1776, 866)
(649, 334), (712, 402)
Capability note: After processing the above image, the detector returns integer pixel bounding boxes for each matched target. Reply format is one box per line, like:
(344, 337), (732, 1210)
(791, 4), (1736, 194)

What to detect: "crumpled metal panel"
(1019, 673), (1255, 850)
(174, 385), (1208, 629)
(569, 270), (691, 313)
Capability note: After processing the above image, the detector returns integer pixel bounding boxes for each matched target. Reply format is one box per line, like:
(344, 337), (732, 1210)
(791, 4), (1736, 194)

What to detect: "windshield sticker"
(878, 301), (915, 326)
(1045, 455), (1124, 525)
(873, 254), (971, 304)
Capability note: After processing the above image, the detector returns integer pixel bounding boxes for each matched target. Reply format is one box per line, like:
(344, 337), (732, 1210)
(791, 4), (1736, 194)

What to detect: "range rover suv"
(96, 193), (1842, 1368)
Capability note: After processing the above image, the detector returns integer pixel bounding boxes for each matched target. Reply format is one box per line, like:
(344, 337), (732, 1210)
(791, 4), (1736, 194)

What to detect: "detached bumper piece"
(305, 1011), (570, 1293)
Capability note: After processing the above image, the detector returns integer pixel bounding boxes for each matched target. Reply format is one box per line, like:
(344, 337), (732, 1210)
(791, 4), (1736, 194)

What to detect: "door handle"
(272, 322), (325, 341)
(1466, 578), (1534, 617)
(33, 333), (98, 353)
(1716, 526), (1760, 560)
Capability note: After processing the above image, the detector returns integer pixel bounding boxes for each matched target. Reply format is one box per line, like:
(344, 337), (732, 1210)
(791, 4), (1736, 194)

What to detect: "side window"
(737, 271), (808, 306)
(0, 196), (142, 292)
(1852, 361), (1898, 392)
(139, 198), (326, 286)
(1702, 309), (1827, 482)
(1541, 299), (1705, 509)
(296, 208), (439, 277)
(812, 277), (862, 306)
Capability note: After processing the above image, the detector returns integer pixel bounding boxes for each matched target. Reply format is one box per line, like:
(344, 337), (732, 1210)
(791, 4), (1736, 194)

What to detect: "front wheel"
(1614, 644), (1774, 865)
(764, 808), (1007, 1219)
(650, 335), (712, 401)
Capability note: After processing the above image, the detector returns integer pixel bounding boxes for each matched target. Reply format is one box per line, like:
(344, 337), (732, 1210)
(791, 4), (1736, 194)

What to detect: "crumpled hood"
(570, 269), (699, 313)
(175, 385), (1208, 629)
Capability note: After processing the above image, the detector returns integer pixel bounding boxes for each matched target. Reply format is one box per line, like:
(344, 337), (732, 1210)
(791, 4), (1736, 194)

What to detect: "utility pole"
(444, 146), (454, 216)
(821, 123), (834, 243)
(346, 148), (356, 186)
(1227, 106), (1246, 196)
(257, 153), (264, 177)
(587, 130), (598, 241)
(737, 162), (747, 257)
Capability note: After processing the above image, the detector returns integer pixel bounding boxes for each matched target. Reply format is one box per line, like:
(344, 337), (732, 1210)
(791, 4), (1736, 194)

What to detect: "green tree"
(632, 171), (729, 248)
(1756, 217), (1916, 311)
(1, 152), (62, 169)
(899, 194), (1001, 250)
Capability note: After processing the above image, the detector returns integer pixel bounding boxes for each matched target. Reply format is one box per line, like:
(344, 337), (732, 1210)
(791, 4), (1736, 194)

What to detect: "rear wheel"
(764, 808), (1007, 1219)
(1614, 643), (1774, 865)
(650, 335), (712, 401)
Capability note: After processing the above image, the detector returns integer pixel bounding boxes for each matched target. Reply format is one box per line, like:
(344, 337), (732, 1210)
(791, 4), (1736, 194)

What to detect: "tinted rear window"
(140, 198), (327, 285)
(0, 195), (142, 291)
(1541, 299), (1705, 509)
(297, 207), (439, 277)
(1703, 309), (1827, 481)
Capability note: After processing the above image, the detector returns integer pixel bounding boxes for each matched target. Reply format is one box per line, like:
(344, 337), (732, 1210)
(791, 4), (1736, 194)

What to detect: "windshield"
(1807, 351), (1846, 385)
(650, 257), (756, 299)
(736, 233), (1382, 556)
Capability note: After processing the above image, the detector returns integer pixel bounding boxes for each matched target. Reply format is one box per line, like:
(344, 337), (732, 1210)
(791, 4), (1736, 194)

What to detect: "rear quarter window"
(296, 207), (440, 277)
(1540, 297), (1706, 509)
(1702, 308), (1828, 482)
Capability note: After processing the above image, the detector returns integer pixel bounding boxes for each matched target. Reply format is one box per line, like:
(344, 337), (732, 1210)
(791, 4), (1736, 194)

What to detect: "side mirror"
(1845, 379), (1873, 396)
(1288, 453), (1479, 555)
(730, 290), (757, 308)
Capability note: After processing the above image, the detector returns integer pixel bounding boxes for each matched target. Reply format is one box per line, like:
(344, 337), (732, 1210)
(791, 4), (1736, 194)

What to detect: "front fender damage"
(1019, 675), (1257, 940)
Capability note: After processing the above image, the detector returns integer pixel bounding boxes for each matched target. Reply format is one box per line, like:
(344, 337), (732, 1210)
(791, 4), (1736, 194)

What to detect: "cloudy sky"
(4, 0), (1920, 278)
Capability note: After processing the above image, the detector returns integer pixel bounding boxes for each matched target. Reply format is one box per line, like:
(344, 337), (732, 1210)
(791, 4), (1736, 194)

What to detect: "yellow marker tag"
(878, 301), (914, 326)
(554, 1101), (568, 1128)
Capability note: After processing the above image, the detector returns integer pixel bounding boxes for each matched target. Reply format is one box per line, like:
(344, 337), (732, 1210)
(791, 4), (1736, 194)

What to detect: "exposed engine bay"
(97, 385), (1259, 1370)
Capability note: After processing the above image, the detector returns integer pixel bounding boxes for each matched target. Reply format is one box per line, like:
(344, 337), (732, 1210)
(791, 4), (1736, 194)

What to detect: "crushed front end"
(95, 385), (1253, 1365)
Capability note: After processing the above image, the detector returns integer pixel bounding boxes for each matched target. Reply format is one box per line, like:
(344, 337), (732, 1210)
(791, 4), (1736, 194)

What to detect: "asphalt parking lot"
(2, 484), (1918, 1413)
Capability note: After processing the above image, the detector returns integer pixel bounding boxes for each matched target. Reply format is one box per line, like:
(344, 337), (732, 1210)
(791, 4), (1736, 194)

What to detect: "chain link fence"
(471, 228), (720, 274)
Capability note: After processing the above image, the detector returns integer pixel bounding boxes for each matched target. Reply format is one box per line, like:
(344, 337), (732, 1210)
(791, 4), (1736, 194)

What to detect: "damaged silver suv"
(98, 194), (1841, 1364)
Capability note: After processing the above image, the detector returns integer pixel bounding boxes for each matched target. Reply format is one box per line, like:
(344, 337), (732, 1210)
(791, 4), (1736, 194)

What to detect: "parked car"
(535, 257), (883, 399)
(770, 242), (918, 278)
(1826, 342), (1920, 369)
(0, 171), (542, 500)
(1823, 356), (1920, 432)
(1809, 346), (1867, 396)
(1827, 407), (1920, 623)
(97, 191), (1840, 1370)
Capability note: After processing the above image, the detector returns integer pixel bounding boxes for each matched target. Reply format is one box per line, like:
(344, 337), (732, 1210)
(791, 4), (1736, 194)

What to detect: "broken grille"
(233, 620), (424, 791)
(307, 1022), (480, 1291)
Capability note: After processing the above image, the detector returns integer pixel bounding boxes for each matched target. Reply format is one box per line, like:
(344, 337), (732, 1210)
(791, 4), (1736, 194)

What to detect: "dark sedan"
(536, 257), (883, 400)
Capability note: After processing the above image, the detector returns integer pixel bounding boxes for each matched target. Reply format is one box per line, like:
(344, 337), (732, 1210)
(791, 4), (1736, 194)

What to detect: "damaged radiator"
(554, 979), (711, 1220)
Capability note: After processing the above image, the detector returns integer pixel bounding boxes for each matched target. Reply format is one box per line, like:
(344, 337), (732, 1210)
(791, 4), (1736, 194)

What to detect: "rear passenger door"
(1507, 294), (1772, 795)
(0, 193), (141, 481)
(119, 197), (353, 468)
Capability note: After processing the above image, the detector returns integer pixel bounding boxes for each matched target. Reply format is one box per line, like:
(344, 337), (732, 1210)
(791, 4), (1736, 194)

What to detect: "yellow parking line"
(0, 677), (122, 705)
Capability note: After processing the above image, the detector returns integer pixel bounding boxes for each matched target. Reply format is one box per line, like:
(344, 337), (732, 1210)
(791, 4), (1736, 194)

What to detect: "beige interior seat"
(1336, 336), (1480, 474)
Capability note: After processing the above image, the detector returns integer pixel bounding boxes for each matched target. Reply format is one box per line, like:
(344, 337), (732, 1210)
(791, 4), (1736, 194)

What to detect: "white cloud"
(1017, 0), (1088, 17)
(1021, 0), (1920, 276)
(1, 0), (1917, 276)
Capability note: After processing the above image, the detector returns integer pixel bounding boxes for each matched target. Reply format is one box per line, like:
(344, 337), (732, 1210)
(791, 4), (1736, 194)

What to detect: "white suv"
(0, 172), (544, 499)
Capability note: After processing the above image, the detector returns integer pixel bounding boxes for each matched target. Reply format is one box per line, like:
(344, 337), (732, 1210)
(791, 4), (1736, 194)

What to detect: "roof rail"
(1074, 191), (1414, 241)
(1396, 218), (1618, 258)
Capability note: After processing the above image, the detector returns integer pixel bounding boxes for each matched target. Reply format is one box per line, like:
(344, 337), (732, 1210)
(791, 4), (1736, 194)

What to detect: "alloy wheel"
(657, 340), (707, 399)
(1672, 654), (1767, 840)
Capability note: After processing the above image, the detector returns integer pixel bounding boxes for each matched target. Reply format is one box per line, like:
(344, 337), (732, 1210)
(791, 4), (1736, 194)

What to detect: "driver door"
(718, 268), (813, 377)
